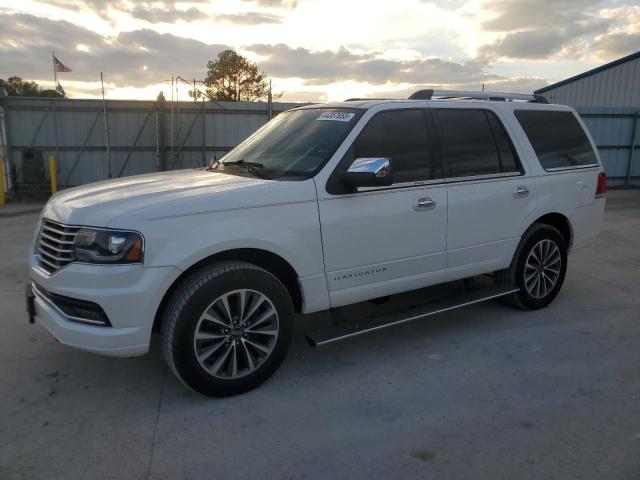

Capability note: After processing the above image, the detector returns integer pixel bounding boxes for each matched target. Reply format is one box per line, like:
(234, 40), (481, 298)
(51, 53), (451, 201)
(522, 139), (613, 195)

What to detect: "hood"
(42, 169), (316, 227)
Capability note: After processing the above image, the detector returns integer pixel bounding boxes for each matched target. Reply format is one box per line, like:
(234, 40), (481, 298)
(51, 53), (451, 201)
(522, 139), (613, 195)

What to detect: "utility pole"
(175, 76), (181, 169)
(101, 72), (112, 178)
(170, 76), (174, 162)
(156, 91), (167, 171)
(178, 76), (205, 102)
(268, 78), (273, 120)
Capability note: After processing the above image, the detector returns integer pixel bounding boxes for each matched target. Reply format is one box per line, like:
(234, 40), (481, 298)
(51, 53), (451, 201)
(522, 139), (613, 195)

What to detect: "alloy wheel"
(193, 289), (279, 379)
(524, 239), (562, 299)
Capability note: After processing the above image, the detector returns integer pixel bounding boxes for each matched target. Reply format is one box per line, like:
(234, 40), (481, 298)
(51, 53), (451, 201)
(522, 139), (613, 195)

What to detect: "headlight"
(73, 228), (144, 264)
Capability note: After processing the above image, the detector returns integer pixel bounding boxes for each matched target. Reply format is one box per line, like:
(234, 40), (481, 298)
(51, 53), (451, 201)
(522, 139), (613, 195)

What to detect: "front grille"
(37, 219), (79, 274)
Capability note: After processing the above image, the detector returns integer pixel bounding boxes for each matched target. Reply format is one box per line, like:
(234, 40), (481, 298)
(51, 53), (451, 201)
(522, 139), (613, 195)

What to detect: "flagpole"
(51, 51), (59, 163)
(51, 51), (58, 90)
(100, 72), (112, 178)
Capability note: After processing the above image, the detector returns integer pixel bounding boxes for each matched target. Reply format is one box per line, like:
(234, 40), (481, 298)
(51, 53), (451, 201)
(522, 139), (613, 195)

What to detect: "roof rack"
(408, 89), (548, 103)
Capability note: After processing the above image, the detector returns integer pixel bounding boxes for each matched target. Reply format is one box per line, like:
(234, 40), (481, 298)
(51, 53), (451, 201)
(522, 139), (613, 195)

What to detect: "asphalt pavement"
(1, 190), (639, 479)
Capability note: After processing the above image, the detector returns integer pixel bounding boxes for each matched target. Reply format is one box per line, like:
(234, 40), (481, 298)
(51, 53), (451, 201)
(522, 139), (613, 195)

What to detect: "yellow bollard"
(48, 155), (58, 194)
(0, 157), (5, 206)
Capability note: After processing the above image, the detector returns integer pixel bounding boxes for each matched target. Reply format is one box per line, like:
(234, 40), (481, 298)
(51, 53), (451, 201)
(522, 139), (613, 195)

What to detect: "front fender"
(138, 201), (325, 280)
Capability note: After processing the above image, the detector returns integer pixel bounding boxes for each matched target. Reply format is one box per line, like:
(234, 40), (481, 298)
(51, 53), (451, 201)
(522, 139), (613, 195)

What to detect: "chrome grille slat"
(40, 232), (75, 245)
(38, 248), (62, 262)
(37, 219), (79, 274)
(39, 256), (60, 271)
(39, 240), (73, 254)
(39, 247), (72, 262)
(42, 224), (76, 237)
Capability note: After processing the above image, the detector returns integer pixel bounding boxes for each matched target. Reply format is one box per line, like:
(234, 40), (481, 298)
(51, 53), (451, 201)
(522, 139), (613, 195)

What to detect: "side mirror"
(340, 157), (393, 188)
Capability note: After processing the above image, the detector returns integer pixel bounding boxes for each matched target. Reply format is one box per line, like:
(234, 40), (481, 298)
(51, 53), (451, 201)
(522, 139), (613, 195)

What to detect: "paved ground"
(1, 191), (639, 480)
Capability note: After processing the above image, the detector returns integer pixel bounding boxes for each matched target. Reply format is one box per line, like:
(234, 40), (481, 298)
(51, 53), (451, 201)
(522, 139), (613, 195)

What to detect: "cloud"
(591, 4), (640, 59)
(481, 76), (549, 93)
(0, 11), (553, 99)
(43, 0), (127, 19)
(481, 29), (570, 60)
(245, 43), (497, 85)
(369, 75), (548, 98)
(4, 12), (498, 93)
(0, 13), (228, 87)
(478, 24), (614, 61)
(40, 0), (281, 25)
(128, 6), (205, 23)
(417, 0), (468, 10)
(214, 12), (283, 24)
(593, 32), (640, 58)
(128, 4), (283, 25)
(480, 0), (605, 31)
(477, 0), (614, 60)
(242, 0), (299, 9)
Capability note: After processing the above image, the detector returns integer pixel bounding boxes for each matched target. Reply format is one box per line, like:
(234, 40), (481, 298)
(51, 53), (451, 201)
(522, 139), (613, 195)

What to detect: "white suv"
(26, 90), (607, 396)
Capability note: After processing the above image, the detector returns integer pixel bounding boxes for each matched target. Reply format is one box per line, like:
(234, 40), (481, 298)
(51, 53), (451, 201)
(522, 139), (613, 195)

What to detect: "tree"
(0, 77), (63, 97)
(204, 50), (268, 102)
(39, 89), (64, 98)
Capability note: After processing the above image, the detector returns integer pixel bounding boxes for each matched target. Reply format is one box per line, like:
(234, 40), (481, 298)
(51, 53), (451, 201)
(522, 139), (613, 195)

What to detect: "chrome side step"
(305, 285), (519, 348)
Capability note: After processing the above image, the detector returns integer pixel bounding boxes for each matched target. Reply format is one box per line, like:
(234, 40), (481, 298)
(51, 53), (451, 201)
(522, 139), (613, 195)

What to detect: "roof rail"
(408, 89), (548, 103)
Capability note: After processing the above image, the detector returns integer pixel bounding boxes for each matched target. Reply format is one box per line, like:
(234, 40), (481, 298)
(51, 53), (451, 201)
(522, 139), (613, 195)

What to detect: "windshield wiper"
(220, 159), (271, 180)
(222, 159), (264, 169)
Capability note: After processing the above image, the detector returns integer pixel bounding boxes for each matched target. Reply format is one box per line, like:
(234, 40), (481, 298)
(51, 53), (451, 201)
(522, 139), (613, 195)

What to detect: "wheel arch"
(528, 212), (573, 249)
(152, 248), (303, 333)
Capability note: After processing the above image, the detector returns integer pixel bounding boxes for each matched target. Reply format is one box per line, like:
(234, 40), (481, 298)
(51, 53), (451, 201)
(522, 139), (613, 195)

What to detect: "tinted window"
(488, 112), (518, 173)
(435, 109), (520, 178)
(353, 109), (433, 183)
(515, 110), (597, 169)
(218, 108), (362, 180)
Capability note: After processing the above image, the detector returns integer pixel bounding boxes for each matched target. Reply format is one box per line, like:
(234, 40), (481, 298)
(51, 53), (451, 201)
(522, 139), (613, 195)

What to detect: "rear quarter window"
(515, 110), (598, 170)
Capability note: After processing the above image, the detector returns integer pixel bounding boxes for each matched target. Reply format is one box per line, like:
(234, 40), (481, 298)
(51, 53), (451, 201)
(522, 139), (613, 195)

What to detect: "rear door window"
(434, 109), (520, 178)
(514, 110), (598, 170)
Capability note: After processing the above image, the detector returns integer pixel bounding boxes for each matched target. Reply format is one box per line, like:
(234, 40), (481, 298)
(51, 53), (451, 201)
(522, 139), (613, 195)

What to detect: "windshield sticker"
(317, 111), (356, 122)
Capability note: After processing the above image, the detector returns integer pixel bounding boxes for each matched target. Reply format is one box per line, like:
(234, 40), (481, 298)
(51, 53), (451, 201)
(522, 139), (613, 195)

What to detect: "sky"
(0, 0), (638, 102)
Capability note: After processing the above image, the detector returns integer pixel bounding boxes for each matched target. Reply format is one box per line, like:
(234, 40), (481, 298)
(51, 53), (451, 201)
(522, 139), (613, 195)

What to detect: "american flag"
(53, 55), (72, 73)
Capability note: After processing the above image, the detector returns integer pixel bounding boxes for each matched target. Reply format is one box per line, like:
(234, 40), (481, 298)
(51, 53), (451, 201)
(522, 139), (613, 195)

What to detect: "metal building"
(534, 50), (640, 107)
(0, 97), (305, 195)
(534, 50), (640, 186)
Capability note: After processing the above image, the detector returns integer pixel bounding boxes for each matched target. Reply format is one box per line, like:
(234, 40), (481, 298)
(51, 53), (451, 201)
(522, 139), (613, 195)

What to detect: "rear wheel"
(161, 262), (293, 397)
(496, 223), (568, 310)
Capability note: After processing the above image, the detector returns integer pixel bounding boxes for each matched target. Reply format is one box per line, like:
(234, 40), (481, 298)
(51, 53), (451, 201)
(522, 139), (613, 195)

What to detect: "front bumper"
(29, 256), (181, 357)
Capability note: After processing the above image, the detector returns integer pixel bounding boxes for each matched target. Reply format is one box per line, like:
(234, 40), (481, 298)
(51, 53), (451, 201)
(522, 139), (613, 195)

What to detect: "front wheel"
(161, 262), (294, 397)
(496, 224), (568, 310)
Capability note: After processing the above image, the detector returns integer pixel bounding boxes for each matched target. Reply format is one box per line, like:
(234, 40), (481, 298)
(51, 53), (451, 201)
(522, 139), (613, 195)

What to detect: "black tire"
(496, 223), (568, 310)
(161, 261), (294, 397)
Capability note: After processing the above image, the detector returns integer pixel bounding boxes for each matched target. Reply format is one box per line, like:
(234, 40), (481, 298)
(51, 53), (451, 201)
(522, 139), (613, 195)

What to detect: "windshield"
(213, 108), (362, 180)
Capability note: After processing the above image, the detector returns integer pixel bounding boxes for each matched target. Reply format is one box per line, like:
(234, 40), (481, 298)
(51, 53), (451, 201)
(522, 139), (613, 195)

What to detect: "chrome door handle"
(513, 186), (529, 198)
(413, 197), (436, 211)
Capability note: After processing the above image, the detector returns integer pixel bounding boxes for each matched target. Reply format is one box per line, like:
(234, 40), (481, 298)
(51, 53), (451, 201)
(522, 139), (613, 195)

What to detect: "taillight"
(595, 172), (607, 199)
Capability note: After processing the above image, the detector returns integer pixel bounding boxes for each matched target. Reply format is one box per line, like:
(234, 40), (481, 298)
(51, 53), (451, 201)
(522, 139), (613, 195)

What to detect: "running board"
(305, 285), (519, 348)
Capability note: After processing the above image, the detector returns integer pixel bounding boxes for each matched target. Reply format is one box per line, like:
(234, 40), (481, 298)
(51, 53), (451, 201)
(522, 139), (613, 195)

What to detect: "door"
(318, 107), (447, 308)
(433, 107), (538, 280)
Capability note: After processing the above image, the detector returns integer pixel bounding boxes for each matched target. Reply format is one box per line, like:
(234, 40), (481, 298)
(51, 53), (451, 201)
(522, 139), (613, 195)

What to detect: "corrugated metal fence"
(0, 98), (637, 195)
(576, 107), (639, 186)
(0, 97), (305, 195)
